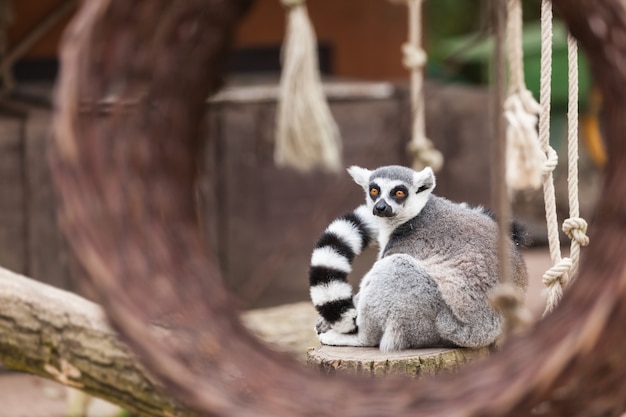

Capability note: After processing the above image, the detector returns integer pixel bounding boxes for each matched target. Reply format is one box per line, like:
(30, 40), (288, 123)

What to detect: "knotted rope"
(390, 0), (443, 172)
(275, 0), (342, 172)
(537, 0), (566, 314)
(504, 0), (545, 191)
(563, 34), (590, 282)
(539, 1), (589, 315)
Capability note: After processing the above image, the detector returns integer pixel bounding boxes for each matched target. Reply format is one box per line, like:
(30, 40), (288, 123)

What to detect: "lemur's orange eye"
(370, 188), (379, 196)
(395, 190), (406, 198)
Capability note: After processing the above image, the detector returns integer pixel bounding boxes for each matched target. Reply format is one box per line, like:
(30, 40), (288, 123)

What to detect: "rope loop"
(542, 257), (572, 287)
(563, 217), (590, 246)
(504, 93), (538, 129)
(542, 146), (558, 175)
(491, 282), (532, 333)
(504, 91), (545, 190)
(402, 43), (426, 70)
(407, 140), (443, 172)
(517, 88), (542, 113)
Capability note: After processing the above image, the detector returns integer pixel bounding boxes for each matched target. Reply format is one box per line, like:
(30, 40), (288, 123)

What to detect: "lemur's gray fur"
(309, 165), (528, 352)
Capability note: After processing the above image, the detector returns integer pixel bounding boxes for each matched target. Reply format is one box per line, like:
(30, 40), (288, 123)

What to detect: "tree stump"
(307, 345), (490, 377)
(243, 302), (490, 378)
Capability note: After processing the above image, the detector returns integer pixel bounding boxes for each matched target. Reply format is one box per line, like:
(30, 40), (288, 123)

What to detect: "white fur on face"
(366, 175), (434, 254)
(347, 166), (435, 254)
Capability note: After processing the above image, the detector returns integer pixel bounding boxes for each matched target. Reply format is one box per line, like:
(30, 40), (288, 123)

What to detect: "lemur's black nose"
(373, 201), (393, 217)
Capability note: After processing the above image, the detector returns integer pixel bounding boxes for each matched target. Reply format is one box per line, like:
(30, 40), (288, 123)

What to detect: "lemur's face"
(366, 178), (410, 218)
(348, 165), (436, 224)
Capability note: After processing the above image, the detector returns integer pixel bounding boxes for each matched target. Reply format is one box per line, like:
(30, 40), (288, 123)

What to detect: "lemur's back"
(385, 196), (499, 284)
(382, 195), (527, 329)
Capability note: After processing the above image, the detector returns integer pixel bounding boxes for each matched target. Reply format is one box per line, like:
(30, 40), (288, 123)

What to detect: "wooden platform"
(307, 345), (490, 377)
(243, 302), (492, 377)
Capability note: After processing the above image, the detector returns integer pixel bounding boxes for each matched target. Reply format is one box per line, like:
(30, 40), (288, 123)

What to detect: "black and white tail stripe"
(309, 205), (375, 333)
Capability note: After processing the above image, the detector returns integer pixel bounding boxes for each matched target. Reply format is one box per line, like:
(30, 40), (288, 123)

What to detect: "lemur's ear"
(347, 166), (372, 188)
(414, 167), (436, 193)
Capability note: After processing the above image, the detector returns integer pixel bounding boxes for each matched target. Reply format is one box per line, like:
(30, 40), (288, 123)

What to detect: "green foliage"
(424, 1), (591, 108)
(426, 0), (485, 40)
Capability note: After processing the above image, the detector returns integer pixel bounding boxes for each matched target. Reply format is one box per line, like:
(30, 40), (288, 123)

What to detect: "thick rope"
(538, 0), (570, 315)
(504, 0), (545, 191)
(563, 33), (590, 281)
(391, 0), (443, 172)
(540, 2), (589, 315)
(275, 0), (342, 172)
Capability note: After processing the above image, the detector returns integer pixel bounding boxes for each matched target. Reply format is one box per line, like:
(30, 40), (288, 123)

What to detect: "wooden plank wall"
(0, 113), (27, 275)
(203, 84), (409, 308)
(0, 81), (500, 308)
(25, 107), (73, 290)
(200, 82), (495, 308)
(0, 105), (73, 293)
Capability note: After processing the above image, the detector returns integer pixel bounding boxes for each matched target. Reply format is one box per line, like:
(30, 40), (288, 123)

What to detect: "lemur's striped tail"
(309, 205), (375, 333)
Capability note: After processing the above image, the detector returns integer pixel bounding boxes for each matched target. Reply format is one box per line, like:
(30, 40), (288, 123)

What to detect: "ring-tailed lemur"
(309, 165), (528, 352)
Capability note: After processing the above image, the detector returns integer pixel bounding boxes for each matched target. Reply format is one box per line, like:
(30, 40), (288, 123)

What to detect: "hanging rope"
(537, 0), (567, 314)
(504, 0), (545, 191)
(275, 0), (342, 172)
(539, 1), (589, 315)
(563, 33), (590, 281)
(491, 0), (531, 338)
(389, 0), (443, 172)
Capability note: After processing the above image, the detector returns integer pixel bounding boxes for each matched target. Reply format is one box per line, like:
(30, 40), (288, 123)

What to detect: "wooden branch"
(0, 266), (194, 417)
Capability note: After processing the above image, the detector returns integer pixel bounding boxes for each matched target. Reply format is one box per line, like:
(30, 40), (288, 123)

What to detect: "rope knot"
(491, 283), (532, 332)
(542, 146), (558, 175)
(407, 139), (443, 172)
(504, 93), (538, 129)
(402, 43), (427, 70)
(542, 257), (572, 287)
(504, 90), (545, 190)
(562, 217), (590, 246)
(542, 257), (572, 314)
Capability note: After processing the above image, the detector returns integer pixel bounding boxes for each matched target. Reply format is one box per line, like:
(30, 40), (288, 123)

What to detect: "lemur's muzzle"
(373, 200), (394, 217)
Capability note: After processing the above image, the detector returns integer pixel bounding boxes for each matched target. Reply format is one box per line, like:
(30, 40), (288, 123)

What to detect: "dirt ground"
(0, 247), (555, 417)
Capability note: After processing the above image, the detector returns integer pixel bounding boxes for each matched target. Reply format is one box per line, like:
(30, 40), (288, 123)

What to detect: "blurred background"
(0, 0), (606, 415)
(0, 0), (603, 309)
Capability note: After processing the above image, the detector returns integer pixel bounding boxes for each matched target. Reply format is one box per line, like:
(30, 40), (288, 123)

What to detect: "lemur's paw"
(318, 330), (339, 346)
(315, 317), (331, 335)
(318, 328), (359, 346)
(315, 311), (358, 335)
